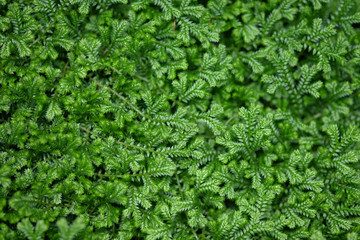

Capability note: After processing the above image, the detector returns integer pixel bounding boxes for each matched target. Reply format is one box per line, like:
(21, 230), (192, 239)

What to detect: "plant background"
(1, 0), (360, 239)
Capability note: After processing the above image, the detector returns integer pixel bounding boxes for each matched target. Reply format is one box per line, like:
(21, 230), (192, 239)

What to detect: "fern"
(1, 0), (360, 239)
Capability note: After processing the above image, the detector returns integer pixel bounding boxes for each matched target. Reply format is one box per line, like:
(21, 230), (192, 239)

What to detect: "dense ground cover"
(1, 0), (360, 239)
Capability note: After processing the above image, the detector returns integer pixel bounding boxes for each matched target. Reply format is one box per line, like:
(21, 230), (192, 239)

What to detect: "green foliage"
(1, 0), (360, 239)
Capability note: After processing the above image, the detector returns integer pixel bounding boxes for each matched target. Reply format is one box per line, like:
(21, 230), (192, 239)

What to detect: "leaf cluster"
(1, 0), (360, 239)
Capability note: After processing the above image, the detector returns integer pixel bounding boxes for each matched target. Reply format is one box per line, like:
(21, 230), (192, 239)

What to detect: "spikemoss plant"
(1, 0), (360, 239)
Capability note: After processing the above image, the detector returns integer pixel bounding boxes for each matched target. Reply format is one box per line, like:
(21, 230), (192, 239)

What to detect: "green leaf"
(18, 219), (48, 240)
(56, 218), (85, 240)
(46, 101), (62, 121)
